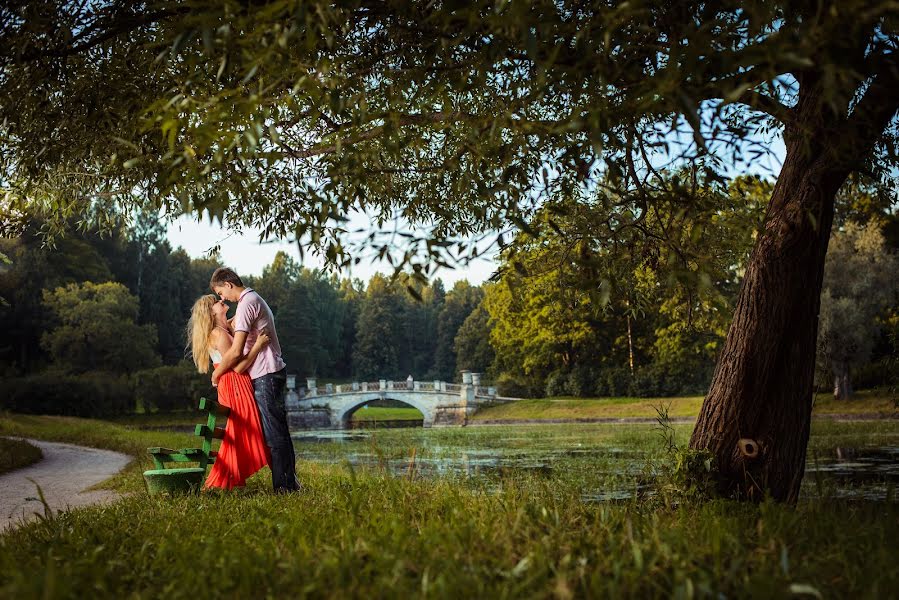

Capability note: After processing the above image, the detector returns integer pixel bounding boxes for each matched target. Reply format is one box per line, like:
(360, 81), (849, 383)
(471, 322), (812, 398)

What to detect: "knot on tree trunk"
(738, 438), (760, 459)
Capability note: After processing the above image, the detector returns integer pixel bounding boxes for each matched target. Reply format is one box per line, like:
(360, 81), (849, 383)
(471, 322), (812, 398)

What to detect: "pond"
(292, 421), (899, 502)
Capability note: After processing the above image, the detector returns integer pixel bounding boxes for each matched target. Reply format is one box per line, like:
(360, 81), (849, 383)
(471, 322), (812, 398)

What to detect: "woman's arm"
(233, 332), (270, 374)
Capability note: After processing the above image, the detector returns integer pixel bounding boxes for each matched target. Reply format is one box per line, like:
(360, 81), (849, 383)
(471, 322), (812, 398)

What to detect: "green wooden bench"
(143, 397), (229, 495)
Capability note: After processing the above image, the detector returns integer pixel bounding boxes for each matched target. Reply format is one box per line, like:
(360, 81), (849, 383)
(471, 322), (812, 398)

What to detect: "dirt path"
(0, 438), (131, 531)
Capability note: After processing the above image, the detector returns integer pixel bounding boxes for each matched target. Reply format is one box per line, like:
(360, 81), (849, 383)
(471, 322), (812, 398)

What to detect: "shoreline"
(467, 412), (898, 427)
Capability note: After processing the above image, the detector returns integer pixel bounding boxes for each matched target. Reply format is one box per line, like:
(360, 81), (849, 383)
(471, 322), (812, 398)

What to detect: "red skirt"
(205, 367), (270, 490)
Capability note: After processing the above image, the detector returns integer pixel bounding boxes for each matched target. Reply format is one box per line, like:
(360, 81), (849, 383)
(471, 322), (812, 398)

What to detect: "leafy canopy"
(1, 1), (897, 271)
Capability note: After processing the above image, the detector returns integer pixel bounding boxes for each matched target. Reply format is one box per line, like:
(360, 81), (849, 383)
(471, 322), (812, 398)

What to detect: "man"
(209, 267), (300, 493)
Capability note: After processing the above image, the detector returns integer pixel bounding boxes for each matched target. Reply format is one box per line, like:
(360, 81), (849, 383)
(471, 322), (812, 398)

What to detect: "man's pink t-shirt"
(232, 288), (286, 380)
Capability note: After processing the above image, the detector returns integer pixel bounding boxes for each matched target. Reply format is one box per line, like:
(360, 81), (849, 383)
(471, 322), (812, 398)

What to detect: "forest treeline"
(1, 177), (897, 415)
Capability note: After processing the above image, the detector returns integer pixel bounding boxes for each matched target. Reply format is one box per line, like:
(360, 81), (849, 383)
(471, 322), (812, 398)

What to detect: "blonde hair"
(187, 294), (218, 374)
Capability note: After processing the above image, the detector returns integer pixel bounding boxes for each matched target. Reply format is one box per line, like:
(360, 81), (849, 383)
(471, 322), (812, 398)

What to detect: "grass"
(810, 389), (898, 415)
(473, 396), (705, 420)
(2, 413), (898, 598)
(350, 406), (424, 421)
(473, 389), (898, 421)
(1, 462), (897, 597)
(107, 411), (205, 428)
(0, 437), (43, 475)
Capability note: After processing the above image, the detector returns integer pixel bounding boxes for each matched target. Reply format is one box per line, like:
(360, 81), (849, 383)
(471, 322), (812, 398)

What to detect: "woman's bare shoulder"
(209, 328), (230, 350)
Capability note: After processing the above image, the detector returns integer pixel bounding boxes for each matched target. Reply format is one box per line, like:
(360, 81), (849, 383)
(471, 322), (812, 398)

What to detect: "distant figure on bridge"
(406, 374), (414, 387)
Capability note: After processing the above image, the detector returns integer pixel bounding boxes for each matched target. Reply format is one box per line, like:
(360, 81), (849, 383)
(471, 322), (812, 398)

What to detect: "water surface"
(292, 422), (899, 502)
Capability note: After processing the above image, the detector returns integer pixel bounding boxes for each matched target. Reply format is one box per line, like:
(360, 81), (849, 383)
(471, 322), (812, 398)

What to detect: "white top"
(210, 325), (231, 364)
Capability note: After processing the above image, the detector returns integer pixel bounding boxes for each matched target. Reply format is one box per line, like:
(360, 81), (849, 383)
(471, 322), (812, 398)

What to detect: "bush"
(566, 365), (597, 397)
(544, 366), (598, 398)
(598, 367), (632, 397)
(0, 370), (133, 417)
(495, 372), (542, 398)
(132, 363), (213, 412)
(851, 357), (899, 391)
(590, 363), (713, 398)
(628, 365), (669, 397)
(544, 371), (568, 397)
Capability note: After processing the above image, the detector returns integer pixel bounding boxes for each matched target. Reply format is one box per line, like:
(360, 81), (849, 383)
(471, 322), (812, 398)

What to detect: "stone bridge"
(286, 371), (511, 430)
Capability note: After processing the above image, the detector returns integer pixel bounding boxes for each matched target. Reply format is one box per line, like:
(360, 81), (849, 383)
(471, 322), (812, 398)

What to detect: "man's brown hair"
(209, 267), (244, 291)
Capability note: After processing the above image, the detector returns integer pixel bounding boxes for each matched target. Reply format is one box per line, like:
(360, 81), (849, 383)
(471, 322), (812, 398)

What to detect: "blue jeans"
(252, 368), (299, 492)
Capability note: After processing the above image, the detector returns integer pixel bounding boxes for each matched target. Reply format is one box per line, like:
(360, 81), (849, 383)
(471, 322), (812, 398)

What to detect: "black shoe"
(274, 476), (303, 494)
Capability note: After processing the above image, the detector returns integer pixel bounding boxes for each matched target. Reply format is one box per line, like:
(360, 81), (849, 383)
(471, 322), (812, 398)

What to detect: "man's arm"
(211, 330), (248, 385)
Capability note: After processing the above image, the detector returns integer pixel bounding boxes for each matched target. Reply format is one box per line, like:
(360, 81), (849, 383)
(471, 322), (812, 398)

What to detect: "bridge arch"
(329, 392), (437, 428)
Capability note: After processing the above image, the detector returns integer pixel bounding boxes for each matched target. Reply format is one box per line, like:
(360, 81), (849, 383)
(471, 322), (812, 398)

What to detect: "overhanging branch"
(733, 89), (795, 126)
(837, 55), (899, 164)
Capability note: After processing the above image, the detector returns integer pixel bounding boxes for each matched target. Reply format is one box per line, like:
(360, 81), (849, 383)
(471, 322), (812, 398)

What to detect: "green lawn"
(0, 437), (43, 475)
(107, 411), (206, 428)
(351, 406), (424, 421)
(474, 389), (898, 421)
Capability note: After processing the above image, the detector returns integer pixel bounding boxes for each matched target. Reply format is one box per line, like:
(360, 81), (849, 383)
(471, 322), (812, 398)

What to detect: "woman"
(187, 294), (271, 490)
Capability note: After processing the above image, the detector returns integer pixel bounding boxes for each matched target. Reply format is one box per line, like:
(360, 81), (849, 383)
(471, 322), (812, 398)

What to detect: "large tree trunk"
(689, 127), (851, 502)
(832, 359), (852, 401)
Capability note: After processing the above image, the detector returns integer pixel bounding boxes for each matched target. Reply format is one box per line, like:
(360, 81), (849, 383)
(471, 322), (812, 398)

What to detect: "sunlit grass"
(474, 389), (898, 421)
(473, 396), (704, 420)
(351, 406), (424, 421)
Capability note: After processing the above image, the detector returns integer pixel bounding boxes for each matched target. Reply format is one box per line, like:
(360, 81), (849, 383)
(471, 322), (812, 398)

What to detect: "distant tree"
(129, 212), (168, 296)
(817, 222), (899, 400)
(0, 222), (116, 371)
(485, 243), (612, 395)
(252, 252), (301, 315)
(301, 269), (346, 375)
(188, 253), (222, 296)
(433, 281), (483, 381)
(333, 278), (363, 378)
(453, 299), (494, 377)
(393, 276), (443, 379)
(41, 281), (160, 373)
(278, 280), (320, 377)
(353, 275), (403, 380)
(485, 175), (767, 397)
(138, 241), (183, 363)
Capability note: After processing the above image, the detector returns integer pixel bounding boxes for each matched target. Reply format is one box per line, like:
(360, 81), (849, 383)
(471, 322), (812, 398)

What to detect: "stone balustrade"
(286, 370), (510, 430)
(298, 372), (495, 399)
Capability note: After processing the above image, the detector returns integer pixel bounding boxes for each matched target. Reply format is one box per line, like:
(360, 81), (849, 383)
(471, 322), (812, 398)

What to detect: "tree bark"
(832, 359), (852, 401)
(689, 123), (851, 502)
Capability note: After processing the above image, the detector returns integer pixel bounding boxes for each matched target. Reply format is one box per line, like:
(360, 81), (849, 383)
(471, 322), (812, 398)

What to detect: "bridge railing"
(302, 379), (501, 399)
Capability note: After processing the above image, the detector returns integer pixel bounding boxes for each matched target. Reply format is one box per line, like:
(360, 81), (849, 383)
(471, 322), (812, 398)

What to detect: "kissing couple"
(186, 267), (301, 493)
